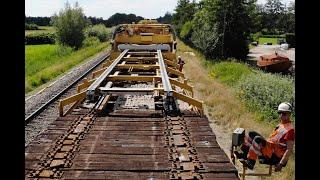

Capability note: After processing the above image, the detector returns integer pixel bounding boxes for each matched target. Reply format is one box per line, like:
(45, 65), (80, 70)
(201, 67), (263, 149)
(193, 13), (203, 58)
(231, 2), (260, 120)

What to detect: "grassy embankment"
(177, 39), (294, 180)
(25, 42), (110, 93)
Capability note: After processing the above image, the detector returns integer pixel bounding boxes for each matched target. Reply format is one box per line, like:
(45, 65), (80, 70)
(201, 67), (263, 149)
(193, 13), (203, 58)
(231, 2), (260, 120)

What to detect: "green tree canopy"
(191, 0), (251, 60)
(172, 0), (197, 34)
(52, 2), (89, 49)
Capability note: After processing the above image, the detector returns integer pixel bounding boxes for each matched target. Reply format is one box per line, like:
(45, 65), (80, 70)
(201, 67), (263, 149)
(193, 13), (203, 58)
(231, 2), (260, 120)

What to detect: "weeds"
(236, 72), (295, 123)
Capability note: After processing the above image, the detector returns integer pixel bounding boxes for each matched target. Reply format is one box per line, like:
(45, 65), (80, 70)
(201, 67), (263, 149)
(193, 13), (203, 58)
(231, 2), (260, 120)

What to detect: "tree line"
(171, 0), (295, 61)
(26, 12), (173, 28)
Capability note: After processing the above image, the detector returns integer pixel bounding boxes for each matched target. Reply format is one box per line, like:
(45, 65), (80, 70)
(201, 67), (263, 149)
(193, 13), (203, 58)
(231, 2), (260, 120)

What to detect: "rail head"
(86, 49), (129, 100)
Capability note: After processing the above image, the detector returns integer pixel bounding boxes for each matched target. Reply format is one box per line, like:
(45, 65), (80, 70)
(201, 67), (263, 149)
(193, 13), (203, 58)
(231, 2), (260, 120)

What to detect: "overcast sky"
(25, 0), (294, 19)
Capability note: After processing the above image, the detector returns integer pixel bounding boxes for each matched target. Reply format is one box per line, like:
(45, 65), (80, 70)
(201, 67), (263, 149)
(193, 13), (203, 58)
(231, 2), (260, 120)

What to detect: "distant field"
(25, 26), (55, 35)
(25, 42), (110, 93)
(258, 37), (284, 45)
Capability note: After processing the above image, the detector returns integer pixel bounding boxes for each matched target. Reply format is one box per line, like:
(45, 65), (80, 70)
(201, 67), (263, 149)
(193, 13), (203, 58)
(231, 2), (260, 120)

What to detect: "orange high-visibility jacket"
(266, 122), (295, 158)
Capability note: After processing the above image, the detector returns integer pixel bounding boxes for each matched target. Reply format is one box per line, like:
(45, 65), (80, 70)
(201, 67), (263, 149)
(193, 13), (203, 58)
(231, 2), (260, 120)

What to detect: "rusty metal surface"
(25, 109), (238, 179)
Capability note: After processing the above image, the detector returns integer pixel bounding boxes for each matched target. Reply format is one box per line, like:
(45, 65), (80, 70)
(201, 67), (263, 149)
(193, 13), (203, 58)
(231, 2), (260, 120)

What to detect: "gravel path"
(25, 50), (109, 146)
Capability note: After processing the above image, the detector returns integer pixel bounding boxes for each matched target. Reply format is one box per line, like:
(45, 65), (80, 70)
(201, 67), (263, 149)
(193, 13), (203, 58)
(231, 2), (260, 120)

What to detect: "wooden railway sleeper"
(28, 113), (95, 178)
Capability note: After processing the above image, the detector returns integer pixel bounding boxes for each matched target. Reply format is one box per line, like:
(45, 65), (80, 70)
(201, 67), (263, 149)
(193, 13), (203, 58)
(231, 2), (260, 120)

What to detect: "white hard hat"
(178, 56), (181, 59)
(278, 102), (293, 113)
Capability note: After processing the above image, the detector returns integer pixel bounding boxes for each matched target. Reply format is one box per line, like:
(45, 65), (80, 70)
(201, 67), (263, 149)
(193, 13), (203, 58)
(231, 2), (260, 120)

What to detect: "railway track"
(25, 22), (239, 179)
(25, 52), (110, 125)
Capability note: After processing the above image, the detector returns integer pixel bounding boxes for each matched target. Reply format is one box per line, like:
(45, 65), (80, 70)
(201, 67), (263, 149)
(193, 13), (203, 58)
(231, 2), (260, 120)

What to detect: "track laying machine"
(59, 21), (204, 117)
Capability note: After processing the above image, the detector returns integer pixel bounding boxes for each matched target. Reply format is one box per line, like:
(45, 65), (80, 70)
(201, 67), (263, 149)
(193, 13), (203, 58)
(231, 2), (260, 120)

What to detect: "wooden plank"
(172, 91), (203, 111)
(167, 66), (184, 78)
(59, 91), (86, 116)
(169, 78), (193, 93)
(97, 95), (111, 112)
(77, 79), (95, 93)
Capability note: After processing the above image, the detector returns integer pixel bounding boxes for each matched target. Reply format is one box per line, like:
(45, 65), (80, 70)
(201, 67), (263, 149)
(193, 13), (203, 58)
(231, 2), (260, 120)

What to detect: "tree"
(264, 0), (285, 32)
(191, 0), (251, 60)
(105, 13), (144, 27)
(172, 0), (197, 34)
(25, 16), (52, 26)
(52, 2), (89, 49)
(157, 12), (173, 24)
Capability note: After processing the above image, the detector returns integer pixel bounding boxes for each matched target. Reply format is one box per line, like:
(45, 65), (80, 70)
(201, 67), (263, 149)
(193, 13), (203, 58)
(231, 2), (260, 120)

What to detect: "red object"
(247, 122), (294, 161)
(257, 53), (292, 72)
(178, 59), (185, 72)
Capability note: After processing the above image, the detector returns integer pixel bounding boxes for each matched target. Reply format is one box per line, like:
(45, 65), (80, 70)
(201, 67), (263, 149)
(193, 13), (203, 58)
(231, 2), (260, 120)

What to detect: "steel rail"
(157, 50), (173, 96)
(25, 52), (110, 125)
(86, 49), (129, 100)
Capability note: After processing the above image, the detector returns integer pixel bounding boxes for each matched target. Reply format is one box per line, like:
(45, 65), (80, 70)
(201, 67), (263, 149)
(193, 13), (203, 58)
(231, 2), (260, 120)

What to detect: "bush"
(285, 33), (295, 48)
(25, 23), (39, 30)
(180, 21), (193, 41)
(236, 72), (295, 123)
(85, 24), (111, 42)
(25, 32), (56, 45)
(52, 2), (89, 49)
(209, 60), (252, 86)
(82, 36), (100, 47)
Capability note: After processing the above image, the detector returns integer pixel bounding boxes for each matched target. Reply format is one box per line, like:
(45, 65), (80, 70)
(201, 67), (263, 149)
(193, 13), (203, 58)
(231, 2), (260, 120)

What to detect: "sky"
(25, 0), (294, 19)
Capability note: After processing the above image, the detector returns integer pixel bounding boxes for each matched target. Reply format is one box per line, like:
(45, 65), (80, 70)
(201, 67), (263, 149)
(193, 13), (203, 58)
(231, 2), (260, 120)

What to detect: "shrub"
(285, 33), (295, 47)
(25, 32), (56, 45)
(180, 21), (193, 41)
(209, 60), (252, 86)
(25, 23), (39, 30)
(85, 24), (111, 42)
(82, 36), (100, 47)
(55, 45), (74, 56)
(51, 2), (89, 49)
(236, 72), (295, 123)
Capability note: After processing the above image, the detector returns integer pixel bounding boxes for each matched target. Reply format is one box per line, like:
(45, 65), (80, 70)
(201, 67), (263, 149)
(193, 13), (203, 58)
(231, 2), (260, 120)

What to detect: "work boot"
(234, 151), (247, 159)
(239, 159), (256, 170)
(258, 156), (270, 164)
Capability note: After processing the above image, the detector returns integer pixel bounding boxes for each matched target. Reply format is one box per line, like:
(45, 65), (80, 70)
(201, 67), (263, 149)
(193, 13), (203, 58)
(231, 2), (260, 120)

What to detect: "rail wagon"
(26, 21), (239, 179)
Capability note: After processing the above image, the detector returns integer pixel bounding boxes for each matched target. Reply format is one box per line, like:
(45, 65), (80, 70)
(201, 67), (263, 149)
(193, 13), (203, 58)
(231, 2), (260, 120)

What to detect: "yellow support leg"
(59, 91), (86, 117)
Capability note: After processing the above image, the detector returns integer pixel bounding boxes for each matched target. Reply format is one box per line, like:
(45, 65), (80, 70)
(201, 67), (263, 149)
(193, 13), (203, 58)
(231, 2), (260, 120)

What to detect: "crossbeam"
(106, 75), (161, 82)
(99, 87), (164, 92)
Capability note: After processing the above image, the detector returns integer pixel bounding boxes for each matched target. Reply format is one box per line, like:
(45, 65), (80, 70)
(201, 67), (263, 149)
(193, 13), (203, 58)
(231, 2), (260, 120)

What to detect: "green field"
(25, 26), (55, 35)
(25, 42), (110, 93)
(258, 37), (284, 45)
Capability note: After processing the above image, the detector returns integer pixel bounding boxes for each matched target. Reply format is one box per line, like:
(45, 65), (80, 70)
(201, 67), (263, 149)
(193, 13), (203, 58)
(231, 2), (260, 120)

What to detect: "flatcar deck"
(26, 108), (238, 179)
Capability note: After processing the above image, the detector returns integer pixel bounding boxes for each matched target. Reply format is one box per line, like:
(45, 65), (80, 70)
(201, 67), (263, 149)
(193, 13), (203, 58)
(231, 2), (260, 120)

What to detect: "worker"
(236, 102), (295, 171)
(177, 56), (185, 72)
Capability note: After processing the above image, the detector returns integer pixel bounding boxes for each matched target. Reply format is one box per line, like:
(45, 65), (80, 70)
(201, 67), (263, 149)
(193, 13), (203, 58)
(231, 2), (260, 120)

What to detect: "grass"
(25, 42), (110, 93)
(177, 39), (294, 180)
(25, 26), (55, 35)
(258, 37), (284, 45)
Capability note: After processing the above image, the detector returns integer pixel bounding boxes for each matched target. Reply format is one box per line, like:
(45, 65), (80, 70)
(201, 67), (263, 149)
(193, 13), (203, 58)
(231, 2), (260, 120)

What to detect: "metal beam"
(157, 50), (172, 96)
(106, 75), (161, 82)
(99, 87), (162, 92)
(86, 49), (129, 99)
